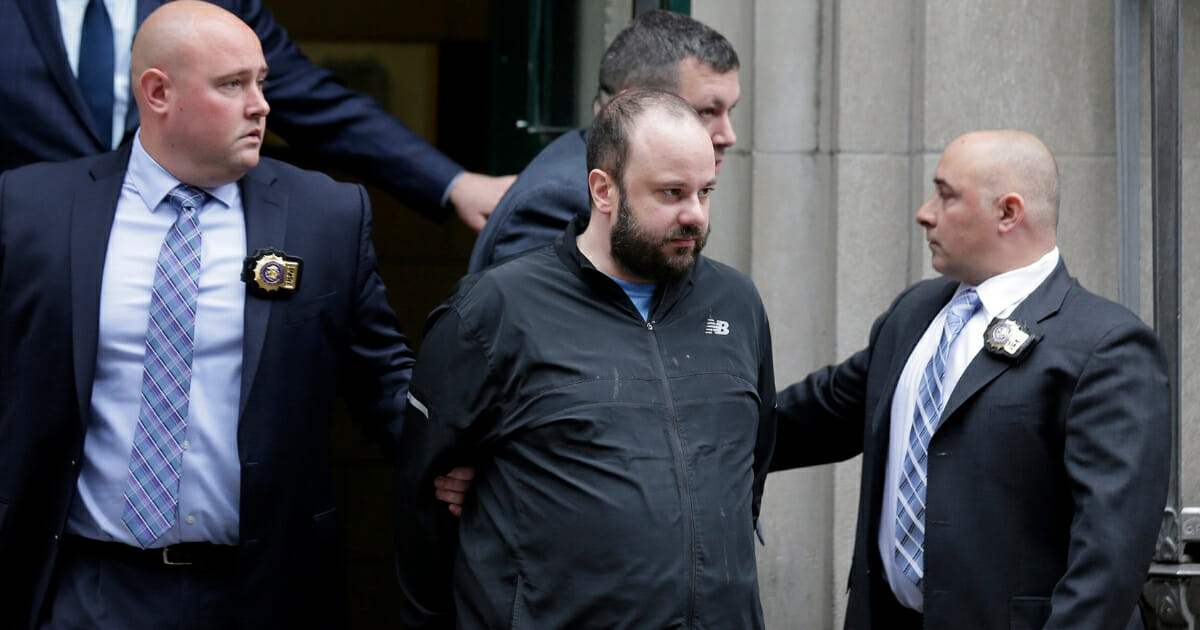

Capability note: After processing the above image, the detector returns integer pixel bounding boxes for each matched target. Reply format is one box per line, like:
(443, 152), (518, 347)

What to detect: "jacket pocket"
(1009, 596), (1051, 630)
(286, 292), (335, 325)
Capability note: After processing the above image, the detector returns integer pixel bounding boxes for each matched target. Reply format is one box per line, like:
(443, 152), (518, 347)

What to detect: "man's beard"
(610, 196), (708, 283)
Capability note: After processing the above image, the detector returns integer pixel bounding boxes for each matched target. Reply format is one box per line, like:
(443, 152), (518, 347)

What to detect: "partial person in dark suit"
(467, 9), (739, 272)
(0, 0), (513, 230)
(771, 129), (1170, 630)
(0, 2), (415, 628)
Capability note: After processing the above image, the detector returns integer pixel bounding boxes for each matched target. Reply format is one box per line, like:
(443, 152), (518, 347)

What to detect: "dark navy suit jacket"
(0, 0), (462, 220)
(772, 263), (1170, 630)
(0, 146), (414, 629)
(467, 128), (589, 272)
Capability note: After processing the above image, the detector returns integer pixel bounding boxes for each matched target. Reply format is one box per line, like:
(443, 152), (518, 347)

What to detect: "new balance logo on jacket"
(705, 318), (730, 335)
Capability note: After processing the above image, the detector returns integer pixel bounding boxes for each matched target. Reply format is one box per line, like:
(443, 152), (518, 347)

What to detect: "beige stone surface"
(922, 0), (1116, 155)
(1184, 1), (1200, 157)
(751, 0), (822, 153)
(758, 468), (835, 630)
(1055, 156), (1121, 300)
(752, 152), (836, 380)
(832, 458), (862, 629)
(1178, 156), (1200, 506)
(706, 152), (754, 273)
(835, 154), (915, 354)
(835, 0), (916, 152)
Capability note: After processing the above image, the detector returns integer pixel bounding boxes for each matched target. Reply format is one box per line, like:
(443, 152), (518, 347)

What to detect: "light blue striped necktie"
(894, 289), (981, 585)
(121, 184), (205, 547)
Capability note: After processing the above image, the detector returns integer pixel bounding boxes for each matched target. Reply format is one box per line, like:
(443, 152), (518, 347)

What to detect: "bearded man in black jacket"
(396, 89), (776, 629)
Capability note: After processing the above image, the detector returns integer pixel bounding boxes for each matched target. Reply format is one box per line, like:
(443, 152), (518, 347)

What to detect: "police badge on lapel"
(983, 317), (1038, 361)
(242, 248), (302, 298)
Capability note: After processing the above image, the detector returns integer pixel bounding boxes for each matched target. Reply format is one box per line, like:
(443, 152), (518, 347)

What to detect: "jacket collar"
(237, 160), (287, 416)
(71, 145), (136, 424)
(68, 151), (288, 423)
(553, 213), (697, 322)
(939, 259), (1073, 422)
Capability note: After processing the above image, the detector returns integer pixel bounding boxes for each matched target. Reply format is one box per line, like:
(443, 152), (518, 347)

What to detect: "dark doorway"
(258, 0), (587, 625)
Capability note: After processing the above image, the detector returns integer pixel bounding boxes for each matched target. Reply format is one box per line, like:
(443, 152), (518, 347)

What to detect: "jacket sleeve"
(338, 185), (415, 453)
(751, 303), (777, 521)
(395, 300), (497, 628)
(770, 351), (869, 472)
(769, 309), (895, 472)
(1044, 319), (1170, 630)
(231, 0), (464, 221)
(769, 280), (934, 472)
(483, 186), (586, 269)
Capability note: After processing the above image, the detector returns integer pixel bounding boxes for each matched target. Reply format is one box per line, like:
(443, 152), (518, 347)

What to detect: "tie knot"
(167, 184), (206, 214)
(945, 289), (981, 332)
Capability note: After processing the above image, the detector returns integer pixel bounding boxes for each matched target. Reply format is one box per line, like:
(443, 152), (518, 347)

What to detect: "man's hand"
(448, 172), (517, 232)
(434, 467), (476, 517)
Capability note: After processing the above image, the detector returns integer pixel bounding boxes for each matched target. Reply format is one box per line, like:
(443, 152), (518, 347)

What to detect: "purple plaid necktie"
(121, 184), (204, 547)
(894, 289), (981, 585)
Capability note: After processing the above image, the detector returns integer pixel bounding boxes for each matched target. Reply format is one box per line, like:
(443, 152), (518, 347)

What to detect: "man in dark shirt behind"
(468, 9), (741, 271)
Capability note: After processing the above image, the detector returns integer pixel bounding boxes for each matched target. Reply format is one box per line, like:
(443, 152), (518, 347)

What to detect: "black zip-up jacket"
(397, 217), (777, 629)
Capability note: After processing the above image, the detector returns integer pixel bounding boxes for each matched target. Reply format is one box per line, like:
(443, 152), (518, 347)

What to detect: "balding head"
(586, 89), (707, 187)
(131, 1), (269, 187)
(949, 129), (1060, 233)
(132, 1), (256, 92)
(916, 129), (1060, 284)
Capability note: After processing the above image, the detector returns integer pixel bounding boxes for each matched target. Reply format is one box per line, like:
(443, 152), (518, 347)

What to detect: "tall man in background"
(0, 3), (414, 627)
(468, 9), (740, 271)
(0, 0), (512, 229)
(772, 130), (1169, 630)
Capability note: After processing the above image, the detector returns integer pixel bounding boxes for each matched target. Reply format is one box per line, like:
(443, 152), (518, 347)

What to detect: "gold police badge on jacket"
(983, 317), (1037, 360)
(242, 248), (302, 298)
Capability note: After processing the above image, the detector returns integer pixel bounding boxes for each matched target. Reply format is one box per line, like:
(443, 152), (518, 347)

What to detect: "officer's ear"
(996, 191), (1025, 235)
(139, 68), (172, 117)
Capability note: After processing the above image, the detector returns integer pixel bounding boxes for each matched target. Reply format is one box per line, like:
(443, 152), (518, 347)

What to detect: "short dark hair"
(587, 89), (699, 190)
(594, 10), (739, 110)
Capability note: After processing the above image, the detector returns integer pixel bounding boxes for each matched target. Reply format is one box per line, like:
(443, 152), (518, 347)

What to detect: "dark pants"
(39, 537), (239, 630)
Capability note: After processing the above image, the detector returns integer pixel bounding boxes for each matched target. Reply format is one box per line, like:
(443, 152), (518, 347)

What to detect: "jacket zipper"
(645, 318), (698, 626)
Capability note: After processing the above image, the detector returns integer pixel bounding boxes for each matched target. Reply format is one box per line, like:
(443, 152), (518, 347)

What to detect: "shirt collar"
(955, 247), (1060, 320)
(127, 130), (239, 212)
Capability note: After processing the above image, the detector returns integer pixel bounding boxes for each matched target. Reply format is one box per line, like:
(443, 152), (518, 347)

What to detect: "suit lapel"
(16, 0), (104, 146)
(862, 280), (959, 533)
(868, 281), (959, 443)
(238, 163), (287, 415)
(70, 147), (134, 424)
(939, 261), (1073, 422)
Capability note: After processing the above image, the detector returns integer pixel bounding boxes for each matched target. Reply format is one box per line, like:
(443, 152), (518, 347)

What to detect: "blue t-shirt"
(611, 276), (658, 321)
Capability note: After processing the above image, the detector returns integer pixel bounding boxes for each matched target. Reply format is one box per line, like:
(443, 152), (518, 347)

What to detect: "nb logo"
(705, 318), (730, 335)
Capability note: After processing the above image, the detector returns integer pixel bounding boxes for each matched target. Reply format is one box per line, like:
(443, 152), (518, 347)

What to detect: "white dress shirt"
(879, 247), (1060, 611)
(57, 0), (136, 149)
(67, 132), (247, 546)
